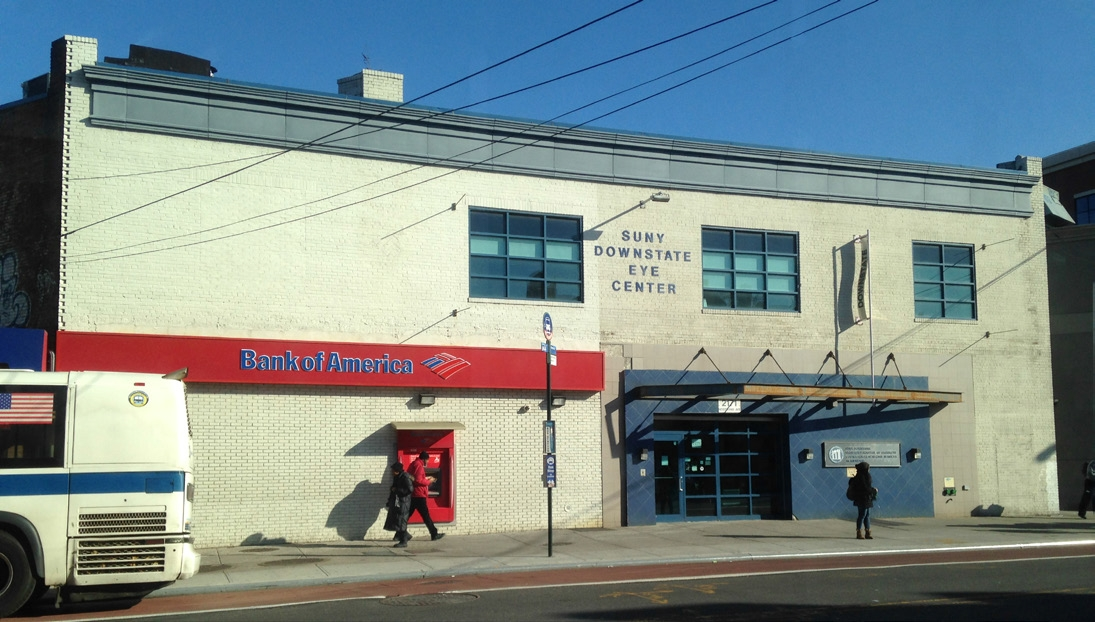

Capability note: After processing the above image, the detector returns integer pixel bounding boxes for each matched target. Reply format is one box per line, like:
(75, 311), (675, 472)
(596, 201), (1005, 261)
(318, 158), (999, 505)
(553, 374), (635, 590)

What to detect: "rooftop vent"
(104, 44), (217, 77)
(21, 73), (50, 98)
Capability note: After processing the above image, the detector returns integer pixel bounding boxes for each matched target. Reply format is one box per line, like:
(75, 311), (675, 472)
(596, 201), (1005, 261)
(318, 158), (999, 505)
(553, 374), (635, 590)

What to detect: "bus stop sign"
(544, 453), (557, 488)
(543, 313), (553, 341)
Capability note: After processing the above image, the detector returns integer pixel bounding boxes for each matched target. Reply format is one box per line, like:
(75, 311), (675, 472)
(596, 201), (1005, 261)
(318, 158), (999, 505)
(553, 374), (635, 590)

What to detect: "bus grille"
(75, 539), (167, 575)
(79, 511), (167, 535)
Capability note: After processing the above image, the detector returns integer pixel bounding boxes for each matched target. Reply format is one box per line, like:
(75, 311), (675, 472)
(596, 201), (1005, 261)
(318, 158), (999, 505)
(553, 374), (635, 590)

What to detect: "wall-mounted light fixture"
(638, 191), (671, 208)
(803, 448), (814, 461)
(911, 448), (922, 460)
(418, 394), (436, 406)
(551, 396), (566, 408)
(640, 448), (649, 461)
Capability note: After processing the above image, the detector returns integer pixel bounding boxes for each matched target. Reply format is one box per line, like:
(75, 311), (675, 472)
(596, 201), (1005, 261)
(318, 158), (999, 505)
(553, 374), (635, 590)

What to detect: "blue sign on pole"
(542, 312), (553, 341)
(544, 454), (556, 488)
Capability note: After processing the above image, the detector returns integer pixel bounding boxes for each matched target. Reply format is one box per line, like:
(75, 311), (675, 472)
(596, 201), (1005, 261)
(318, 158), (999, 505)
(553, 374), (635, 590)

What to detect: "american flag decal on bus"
(0, 392), (55, 425)
(421, 353), (471, 379)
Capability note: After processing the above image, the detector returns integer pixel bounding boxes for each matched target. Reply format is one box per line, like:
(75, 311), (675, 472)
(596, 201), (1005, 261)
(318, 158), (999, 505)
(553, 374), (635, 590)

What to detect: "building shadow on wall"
(239, 533), (288, 546)
(971, 504), (1005, 517)
(325, 425), (397, 540)
(327, 479), (388, 541)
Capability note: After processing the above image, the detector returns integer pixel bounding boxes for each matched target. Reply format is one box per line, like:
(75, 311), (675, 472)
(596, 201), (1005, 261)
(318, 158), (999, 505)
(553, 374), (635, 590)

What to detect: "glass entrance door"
(653, 419), (789, 521)
(654, 434), (683, 518)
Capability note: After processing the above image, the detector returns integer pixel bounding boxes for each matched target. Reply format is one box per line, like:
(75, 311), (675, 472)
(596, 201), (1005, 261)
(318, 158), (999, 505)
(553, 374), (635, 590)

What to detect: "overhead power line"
(70, 0), (785, 260)
(313, 0), (781, 148)
(68, 0), (777, 187)
(72, 1), (878, 264)
(60, 0), (647, 238)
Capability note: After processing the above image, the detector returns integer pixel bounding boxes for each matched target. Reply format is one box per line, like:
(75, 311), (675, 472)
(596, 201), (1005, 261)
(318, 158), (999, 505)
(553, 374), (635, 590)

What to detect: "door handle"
(679, 476), (684, 492)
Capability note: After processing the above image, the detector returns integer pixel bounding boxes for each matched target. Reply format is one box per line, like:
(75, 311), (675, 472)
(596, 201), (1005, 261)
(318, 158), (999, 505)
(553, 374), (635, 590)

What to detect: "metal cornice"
(80, 63), (1037, 215)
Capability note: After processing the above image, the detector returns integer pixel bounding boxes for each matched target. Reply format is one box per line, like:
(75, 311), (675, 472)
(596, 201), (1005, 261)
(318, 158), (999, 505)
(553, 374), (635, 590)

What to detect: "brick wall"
(186, 385), (601, 546)
(590, 186), (1057, 515)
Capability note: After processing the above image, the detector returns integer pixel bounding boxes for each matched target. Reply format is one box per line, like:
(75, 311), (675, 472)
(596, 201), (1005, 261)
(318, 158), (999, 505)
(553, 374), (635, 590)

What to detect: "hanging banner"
(853, 233), (870, 324)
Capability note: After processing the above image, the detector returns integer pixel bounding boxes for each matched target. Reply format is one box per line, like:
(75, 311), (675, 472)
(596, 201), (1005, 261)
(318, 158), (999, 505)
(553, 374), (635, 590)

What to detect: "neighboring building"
(1043, 141), (1095, 513)
(0, 36), (1060, 547)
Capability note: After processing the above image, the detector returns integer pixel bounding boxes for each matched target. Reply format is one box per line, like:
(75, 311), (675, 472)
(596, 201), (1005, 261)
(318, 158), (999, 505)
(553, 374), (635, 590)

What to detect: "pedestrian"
(1079, 457), (1095, 519)
(407, 451), (445, 541)
(384, 462), (414, 547)
(847, 461), (878, 540)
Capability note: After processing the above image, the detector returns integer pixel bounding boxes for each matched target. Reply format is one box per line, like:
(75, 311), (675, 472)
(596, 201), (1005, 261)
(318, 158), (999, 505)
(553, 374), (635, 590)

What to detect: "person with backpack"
(1079, 458), (1095, 519)
(384, 462), (415, 547)
(847, 461), (878, 539)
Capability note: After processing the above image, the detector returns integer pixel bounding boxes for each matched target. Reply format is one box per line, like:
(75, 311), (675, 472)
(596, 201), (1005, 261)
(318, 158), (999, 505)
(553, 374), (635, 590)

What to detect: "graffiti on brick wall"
(1, 251), (31, 327)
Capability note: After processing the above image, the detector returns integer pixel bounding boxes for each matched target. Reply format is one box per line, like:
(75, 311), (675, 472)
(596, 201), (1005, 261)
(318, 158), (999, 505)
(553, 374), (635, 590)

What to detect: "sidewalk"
(157, 515), (1095, 598)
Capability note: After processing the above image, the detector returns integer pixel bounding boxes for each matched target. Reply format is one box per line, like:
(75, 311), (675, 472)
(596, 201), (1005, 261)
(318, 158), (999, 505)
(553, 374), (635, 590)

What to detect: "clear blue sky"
(3, 0), (1092, 169)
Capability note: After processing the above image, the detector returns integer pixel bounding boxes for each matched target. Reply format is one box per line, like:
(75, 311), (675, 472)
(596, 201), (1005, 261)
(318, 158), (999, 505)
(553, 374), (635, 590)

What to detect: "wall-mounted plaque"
(822, 441), (901, 468)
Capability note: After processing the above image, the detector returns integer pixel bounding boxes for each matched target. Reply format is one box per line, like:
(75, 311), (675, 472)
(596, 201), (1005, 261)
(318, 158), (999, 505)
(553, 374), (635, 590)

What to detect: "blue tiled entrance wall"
(623, 369), (934, 525)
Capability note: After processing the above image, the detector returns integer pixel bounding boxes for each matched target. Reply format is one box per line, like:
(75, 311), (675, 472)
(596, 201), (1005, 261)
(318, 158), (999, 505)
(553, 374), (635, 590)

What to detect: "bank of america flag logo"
(0, 393), (55, 425)
(421, 353), (471, 379)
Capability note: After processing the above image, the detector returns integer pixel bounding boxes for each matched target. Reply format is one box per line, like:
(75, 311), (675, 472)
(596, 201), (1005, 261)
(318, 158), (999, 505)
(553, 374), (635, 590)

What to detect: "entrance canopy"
(635, 382), (961, 404)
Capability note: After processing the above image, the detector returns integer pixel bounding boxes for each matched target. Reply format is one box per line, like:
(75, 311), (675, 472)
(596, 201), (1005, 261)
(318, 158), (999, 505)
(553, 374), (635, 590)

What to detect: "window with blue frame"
(1076, 194), (1094, 225)
(469, 208), (583, 302)
(912, 242), (976, 319)
(701, 227), (799, 311)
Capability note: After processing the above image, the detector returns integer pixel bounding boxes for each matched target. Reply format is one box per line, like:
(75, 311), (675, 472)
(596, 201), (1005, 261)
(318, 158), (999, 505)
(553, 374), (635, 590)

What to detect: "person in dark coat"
(848, 461), (878, 540)
(1079, 458), (1095, 519)
(384, 462), (414, 547)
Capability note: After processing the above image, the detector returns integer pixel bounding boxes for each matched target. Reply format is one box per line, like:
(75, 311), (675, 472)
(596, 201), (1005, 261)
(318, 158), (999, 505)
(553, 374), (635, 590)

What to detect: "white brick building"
(0, 36), (1059, 547)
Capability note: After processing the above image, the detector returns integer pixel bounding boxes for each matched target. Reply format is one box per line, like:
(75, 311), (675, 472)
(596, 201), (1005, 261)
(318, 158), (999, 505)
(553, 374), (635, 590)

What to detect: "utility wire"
(60, 0), (646, 238)
(72, 1), (876, 263)
(69, 0), (774, 187)
(68, 153), (274, 181)
(71, 0), (785, 259)
(314, 0), (781, 148)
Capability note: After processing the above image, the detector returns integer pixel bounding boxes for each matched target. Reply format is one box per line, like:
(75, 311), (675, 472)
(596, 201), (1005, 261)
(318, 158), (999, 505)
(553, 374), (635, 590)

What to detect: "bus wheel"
(0, 531), (36, 618)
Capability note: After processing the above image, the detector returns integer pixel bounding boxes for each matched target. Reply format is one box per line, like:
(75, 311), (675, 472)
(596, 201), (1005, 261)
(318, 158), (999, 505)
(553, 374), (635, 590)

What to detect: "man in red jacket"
(407, 451), (445, 541)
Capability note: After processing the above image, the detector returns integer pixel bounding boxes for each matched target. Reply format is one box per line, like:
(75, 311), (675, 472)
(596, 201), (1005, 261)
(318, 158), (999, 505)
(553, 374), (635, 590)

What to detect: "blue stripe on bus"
(0, 471), (185, 496)
(0, 473), (69, 496)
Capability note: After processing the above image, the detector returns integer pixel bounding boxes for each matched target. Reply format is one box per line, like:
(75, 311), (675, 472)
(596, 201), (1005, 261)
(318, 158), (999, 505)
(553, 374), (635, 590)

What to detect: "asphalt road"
(19, 546), (1095, 621)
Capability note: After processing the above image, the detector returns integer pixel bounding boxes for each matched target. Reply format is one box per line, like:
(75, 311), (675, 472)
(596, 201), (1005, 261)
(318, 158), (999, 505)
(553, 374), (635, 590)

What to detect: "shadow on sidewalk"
(705, 534), (843, 540)
(950, 521), (1094, 534)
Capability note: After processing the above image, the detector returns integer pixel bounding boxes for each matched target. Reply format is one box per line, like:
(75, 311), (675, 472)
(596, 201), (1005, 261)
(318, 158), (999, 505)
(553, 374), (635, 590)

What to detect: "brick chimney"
(337, 69), (403, 103)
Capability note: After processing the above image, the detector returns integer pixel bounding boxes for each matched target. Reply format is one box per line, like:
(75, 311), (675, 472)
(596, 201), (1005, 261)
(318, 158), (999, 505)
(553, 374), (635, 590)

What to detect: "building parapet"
(79, 62), (1037, 218)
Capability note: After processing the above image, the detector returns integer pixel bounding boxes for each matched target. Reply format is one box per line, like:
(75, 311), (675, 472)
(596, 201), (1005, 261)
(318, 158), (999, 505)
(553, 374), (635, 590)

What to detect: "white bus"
(0, 369), (200, 616)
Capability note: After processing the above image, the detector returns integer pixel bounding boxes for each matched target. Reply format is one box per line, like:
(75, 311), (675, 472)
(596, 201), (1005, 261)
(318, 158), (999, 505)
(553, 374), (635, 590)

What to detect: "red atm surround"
(396, 427), (457, 523)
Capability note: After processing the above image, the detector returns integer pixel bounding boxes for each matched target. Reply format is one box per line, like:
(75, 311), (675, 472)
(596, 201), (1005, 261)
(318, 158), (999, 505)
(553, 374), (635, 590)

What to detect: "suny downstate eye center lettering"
(240, 349), (414, 373)
(593, 230), (691, 294)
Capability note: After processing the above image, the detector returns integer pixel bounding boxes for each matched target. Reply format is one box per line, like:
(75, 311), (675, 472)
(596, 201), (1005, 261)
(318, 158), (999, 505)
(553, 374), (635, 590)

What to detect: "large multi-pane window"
(469, 208), (583, 302)
(701, 227), (799, 311)
(912, 242), (976, 319)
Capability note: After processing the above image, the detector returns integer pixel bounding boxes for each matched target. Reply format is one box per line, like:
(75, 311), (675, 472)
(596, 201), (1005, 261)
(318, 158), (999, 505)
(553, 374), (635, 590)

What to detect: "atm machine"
(395, 426), (456, 523)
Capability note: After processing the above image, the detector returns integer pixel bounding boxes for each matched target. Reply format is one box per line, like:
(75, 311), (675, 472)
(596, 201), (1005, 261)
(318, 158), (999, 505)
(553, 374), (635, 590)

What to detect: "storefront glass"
(654, 418), (788, 521)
